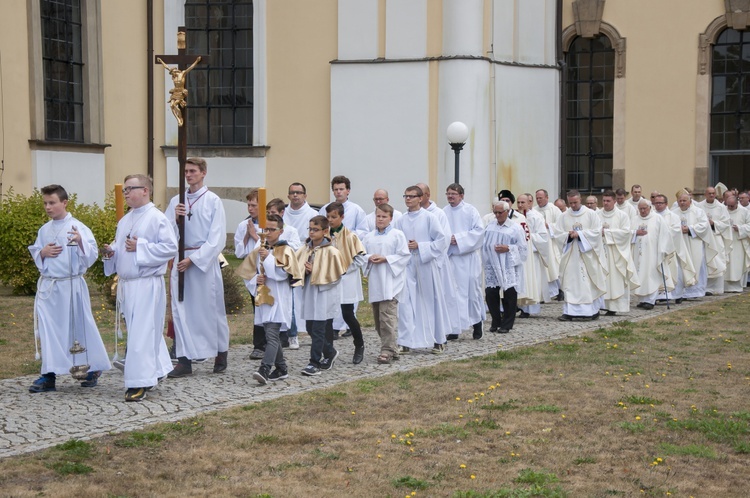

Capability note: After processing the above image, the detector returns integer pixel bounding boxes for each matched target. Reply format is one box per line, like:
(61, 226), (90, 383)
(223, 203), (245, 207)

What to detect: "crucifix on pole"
(155, 27), (208, 302)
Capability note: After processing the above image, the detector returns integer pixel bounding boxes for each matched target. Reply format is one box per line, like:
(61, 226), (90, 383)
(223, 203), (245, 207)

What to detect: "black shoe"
(301, 364), (321, 376)
(269, 368), (289, 381)
(29, 374), (56, 393)
(605, 310), (617, 316)
(557, 314), (573, 322)
(473, 323), (483, 340)
(489, 326), (499, 332)
(446, 334), (459, 341)
(556, 291), (565, 301)
(705, 292), (714, 296)
(432, 343), (445, 354)
(636, 302), (645, 309)
(353, 346), (365, 364)
(499, 329), (510, 334)
(640, 303), (654, 310)
(320, 349), (339, 370)
(591, 313), (600, 320)
(519, 311), (530, 318)
(341, 329), (353, 338)
(80, 370), (101, 388)
(253, 366), (270, 385)
(675, 298), (684, 304)
(213, 351), (228, 373)
(249, 349), (265, 360)
(167, 359), (192, 378)
(125, 387), (147, 402)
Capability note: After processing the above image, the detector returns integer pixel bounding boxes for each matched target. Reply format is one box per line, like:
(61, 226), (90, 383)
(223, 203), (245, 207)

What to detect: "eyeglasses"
(122, 186), (146, 194)
(373, 197), (386, 202)
(493, 211), (506, 215)
(288, 191), (305, 195)
(308, 227), (323, 233)
(403, 194), (421, 199)
(265, 227), (281, 232)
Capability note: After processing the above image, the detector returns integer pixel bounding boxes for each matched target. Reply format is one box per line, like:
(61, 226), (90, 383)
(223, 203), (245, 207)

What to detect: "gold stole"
(296, 243), (346, 285)
(236, 244), (305, 286)
(330, 225), (365, 270)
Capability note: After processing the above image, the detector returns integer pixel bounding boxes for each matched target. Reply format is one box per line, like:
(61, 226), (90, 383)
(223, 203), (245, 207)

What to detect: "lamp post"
(447, 121), (469, 184)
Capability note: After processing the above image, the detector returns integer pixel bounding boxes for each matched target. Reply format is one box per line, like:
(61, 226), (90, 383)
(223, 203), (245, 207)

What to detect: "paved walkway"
(0, 296), (727, 458)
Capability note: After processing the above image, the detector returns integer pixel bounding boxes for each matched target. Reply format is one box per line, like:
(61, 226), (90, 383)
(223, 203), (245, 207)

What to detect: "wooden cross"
(155, 26), (208, 302)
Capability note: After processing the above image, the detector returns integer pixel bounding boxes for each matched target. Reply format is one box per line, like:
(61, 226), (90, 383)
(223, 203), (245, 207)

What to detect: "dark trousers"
(307, 319), (335, 367)
(485, 286), (518, 331)
(251, 295), (266, 350)
(340, 303), (364, 348)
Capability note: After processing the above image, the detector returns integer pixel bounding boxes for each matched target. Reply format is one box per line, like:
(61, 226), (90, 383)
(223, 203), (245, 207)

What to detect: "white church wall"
(330, 63), (430, 210)
(443, 0), (484, 56)
(338, 0), (379, 60)
(386, 0), (427, 59)
(32, 150), (106, 206)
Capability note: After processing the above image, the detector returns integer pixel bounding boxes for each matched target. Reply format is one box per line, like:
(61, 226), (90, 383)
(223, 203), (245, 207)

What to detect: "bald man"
(366, 189), (402, 231)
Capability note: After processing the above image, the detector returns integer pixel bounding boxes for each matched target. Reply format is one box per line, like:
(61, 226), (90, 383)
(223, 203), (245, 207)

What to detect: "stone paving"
(0, 296), (728, 459)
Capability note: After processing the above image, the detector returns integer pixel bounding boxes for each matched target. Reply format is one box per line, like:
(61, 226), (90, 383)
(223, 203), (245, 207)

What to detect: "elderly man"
(725, 195), (750, 292)
(443, 183), (485, 339)
(598, 191), (639, 316)
(554, 198), (568, 213)
(672, 190), (723, 298)
(615, 188), (637, 221)
(739, 191), (750, 210)
(586, 196), (599, 212)
(534, 189), (562, 300)
(366, 189), (402, 231)
(482, 200), (527, 333)
(631, 199), (675, 310)
(696, 186), (731, 295)
(555, 190), (607, 321)
(653, 194), (696, 304)
(515, 193), (552, 316)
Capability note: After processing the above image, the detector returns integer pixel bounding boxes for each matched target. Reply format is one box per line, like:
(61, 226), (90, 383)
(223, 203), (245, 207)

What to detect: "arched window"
(710, 28), (750, 188)
(563, 36), (615, 194)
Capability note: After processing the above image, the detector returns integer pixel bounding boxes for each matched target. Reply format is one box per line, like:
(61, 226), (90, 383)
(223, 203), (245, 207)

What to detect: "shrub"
(0, 189), (117, 295)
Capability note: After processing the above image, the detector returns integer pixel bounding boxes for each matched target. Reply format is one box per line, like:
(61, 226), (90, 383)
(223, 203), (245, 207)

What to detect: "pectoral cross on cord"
(187, 190), (208, 221)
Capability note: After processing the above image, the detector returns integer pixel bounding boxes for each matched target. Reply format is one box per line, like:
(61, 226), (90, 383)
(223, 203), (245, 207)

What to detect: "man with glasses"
(366, 189), (402, 231)
(284, 182), (318, 240)
(631, 199), (675, 310)
(598, 190), (639, 316)
(103, 175), (177, 401)
(394, 186), (451, 354)
(482, 200), (527, 333)
(165, 157), (231, 378)
(653, 194), (695, 304)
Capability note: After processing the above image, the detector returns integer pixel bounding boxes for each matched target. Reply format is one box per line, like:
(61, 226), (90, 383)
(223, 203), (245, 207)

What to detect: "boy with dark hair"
(28, 184), (111, 393)
(296, 215), (346, 376)
(326, 202), (367, 364)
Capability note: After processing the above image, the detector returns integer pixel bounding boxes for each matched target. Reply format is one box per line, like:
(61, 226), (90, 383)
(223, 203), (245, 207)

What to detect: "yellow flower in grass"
(470, 474), (476, 479)
(635, 416), (641, 420)
(460, 464), (466, 469)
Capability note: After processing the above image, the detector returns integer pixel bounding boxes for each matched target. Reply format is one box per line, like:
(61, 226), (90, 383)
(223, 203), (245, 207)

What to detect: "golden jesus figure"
(157, 56), (202, 127)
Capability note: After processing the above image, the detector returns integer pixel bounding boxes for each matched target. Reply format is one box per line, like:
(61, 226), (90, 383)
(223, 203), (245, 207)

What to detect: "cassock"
(319, 200), (369, 238)
(696, 200), (731, 294)
(598, 208), (639, 313)
(533, 203), (562, 298)
(554, 206), (607, 317)
(366, 208), (403, 232)
(725, 206), (750, 292)
(656, 209), (697, 301)
(425, 201), (461, 335)
(671, 203), (723, 298)
(631, 210), (675, 304)
(104, 203), (177, 389)
(508, 211), (542, 314)
(443, 201), (486, 329)
(523, 209), (556, 303)
(283, 202), (318, 240)
(165, 187), (230, 360)
(394, 208), (452, 348)
(362, 225), (411, 302)
(29, 214), (111, 376)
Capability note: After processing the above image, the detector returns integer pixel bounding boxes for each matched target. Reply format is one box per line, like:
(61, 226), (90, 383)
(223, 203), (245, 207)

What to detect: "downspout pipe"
(556, 0), (565, 199)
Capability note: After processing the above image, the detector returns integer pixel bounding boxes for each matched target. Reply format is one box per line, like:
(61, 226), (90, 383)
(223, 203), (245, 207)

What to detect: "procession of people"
(26, 165), (750, 400)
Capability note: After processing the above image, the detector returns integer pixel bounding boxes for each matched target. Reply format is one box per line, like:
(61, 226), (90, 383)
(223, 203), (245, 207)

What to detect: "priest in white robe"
(443, 183), (485, 339)
(482, 201), (527, 333)
(631, 200), (675, 309)
(554, 190), (607, 321)
(671, 191), (723, 298)
(598, 191), (639, 315)
(725, 195), (750, 292)
(696, 186), (731, 295)
(615, 188), (638, 221)
(365, 189), (403, 231)
(533, 189), (562, 299)
(625, 184), (644, 211)
(395, 186), (452, 353)
(28, 184), (111, 393)
(103, 174), (178, 401)
(165, 158), (231, 377)
(653, 194), (696, 303)
(514, 194), (549, 316)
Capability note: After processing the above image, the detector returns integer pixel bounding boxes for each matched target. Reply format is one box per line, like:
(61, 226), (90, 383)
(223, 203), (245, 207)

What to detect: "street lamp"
(447, 121), (469, 184)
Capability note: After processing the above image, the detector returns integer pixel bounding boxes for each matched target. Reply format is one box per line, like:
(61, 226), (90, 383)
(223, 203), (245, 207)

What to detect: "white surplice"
(616, 201), (638, 222)
(725, 207), (750, 292)
(29, 214), (111, 376)
(426, 201), (461, 335)
(443, 201), (486, 328)
(631, 211), (675, 304)
(362, 225), (411, 302)
(671, 203), (722, 298)
(394, 208), (452, 348)
(533, 203), (562, 297)
(655, 208), (697, 301)
(283, 202), (318, 240)
(696, 200), (731, 294)
(165, 187), (230, 360)
(366, 209), (403, 232)
(104, 203), (177, 389)
(598, 208), (639, 312)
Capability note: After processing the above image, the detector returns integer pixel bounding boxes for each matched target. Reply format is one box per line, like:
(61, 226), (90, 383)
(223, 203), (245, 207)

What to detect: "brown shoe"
(167, 360), (192, 378)
(213, 351), (228, 373)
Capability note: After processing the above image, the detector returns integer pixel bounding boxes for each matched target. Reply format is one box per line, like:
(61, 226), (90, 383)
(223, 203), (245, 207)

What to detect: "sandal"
(376, 354), (392, 364)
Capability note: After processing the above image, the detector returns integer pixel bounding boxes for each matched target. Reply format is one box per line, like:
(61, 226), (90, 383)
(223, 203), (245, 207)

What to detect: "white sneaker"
(289, 337), (300, 350)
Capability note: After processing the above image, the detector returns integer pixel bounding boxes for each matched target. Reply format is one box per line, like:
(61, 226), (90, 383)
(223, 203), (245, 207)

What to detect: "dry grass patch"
(0, 295), (748, 497)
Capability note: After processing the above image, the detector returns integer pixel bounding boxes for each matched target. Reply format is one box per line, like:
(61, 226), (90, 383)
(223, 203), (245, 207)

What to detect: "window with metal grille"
(710, 28), (750, 189)
(41, 0), (84, 142)
(563, 36), (614, 194)
(185, 0), (253, 146)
